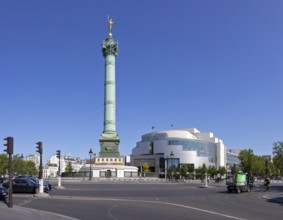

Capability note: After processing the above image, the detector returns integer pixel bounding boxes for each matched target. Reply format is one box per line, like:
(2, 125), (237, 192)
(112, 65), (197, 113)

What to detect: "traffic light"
(56, 150), (61, 159)
(3, 136), (13, 155)
(36, 141), (43, 154)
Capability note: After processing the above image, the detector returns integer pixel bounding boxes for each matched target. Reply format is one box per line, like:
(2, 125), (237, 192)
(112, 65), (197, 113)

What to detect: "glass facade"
(167, 158), (180, 169)
(169, 138), (217, 163)
(226, 152), (240, 169)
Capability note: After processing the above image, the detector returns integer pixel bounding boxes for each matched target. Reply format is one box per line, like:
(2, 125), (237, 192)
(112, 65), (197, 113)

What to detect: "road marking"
(107, 204), (119, 220)
(144, 200), (248, 220)
(44, 196), (248, 220)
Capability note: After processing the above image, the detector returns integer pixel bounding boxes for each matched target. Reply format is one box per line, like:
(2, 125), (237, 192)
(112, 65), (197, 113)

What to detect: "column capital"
(102, 39), (118, 57)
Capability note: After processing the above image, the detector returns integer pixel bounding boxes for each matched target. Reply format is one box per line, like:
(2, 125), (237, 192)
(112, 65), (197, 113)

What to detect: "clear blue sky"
(1, 0), (282, 163)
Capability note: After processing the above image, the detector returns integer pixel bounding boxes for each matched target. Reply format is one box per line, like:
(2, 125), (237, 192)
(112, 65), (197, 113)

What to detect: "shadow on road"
(267, 196), (283, 206)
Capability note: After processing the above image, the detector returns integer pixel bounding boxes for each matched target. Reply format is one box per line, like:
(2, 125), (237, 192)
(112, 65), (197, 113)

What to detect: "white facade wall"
(132, 128), (227, 169)
(216, 141), (225, 168)
(48, 155), (84, 174)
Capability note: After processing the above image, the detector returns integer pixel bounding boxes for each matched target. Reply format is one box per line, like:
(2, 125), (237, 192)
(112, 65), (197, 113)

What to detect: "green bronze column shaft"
(103, 39), (117, 133)
(99, 17), (120, 158)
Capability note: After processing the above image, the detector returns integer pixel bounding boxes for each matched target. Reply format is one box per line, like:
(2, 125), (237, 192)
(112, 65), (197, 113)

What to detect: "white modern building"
(24, 154), (40, 167)
(130, 128), (237, 175)
(44, 154), (86, 178)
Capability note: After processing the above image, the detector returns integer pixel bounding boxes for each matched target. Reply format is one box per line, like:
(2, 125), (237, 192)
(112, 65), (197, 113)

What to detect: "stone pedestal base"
(99, 132), (121, 158)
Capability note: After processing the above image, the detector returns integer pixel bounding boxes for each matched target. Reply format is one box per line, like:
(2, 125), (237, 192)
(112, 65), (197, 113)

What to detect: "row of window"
(168, 139), (216, 159)
(96, 158), (123, 162)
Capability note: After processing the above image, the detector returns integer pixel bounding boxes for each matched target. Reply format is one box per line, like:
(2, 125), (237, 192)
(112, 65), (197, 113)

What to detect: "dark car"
(0, 186), (8, 200)
(0, 176), (5, 183)
(16, 176), (51, 192)
(3, 178), (40, 194)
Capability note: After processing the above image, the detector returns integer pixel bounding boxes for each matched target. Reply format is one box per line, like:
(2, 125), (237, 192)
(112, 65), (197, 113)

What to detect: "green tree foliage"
(0, 154), (37, 176)
(0, 154), (8, 175)
(195, 163), (208, 180)
(47, 163), (57, 167)
(167, 165), (177, 178)
(231, 164), (239, 175)
(12, 156), (26, 175)
(65, 162), (73, 173)
(142, 162), (150, 173)
(24, 161), (38, 176)
(188, 164), (194, 173)
(179, 164), (188, 178)
(238, 149), (276, 177)
(208, 165), (217, 177)
(272, 141), (283, 175)
(218, 166), (227, 176)
(239, 149), (255, 174)
(201, 163), (208, 174)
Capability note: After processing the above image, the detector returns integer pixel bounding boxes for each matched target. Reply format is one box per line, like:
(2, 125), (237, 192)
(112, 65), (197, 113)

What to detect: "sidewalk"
(0, 202), (78, 220)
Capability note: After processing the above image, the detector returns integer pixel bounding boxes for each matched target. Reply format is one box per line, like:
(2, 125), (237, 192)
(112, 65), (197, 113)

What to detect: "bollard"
(205, 173), (208, 187)
(58, 176), (61, 187)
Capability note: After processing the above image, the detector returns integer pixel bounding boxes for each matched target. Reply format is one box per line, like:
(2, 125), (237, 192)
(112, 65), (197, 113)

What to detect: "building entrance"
(106, 170), (111, 178)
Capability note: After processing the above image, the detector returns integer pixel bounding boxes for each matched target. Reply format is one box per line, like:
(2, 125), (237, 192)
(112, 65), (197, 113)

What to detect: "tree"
(142, 162), (150, 173)
(231, 164), (239, 175)
(180, 164), (188, 178)
(272, 141), (283, 175)
(239, 149), (255, 174)
(24, 161), (38, 176)
(201, 163), (208, 174)
(218, 166), (227, 176)
(188, 164), (194, 173)
(167, 165), (177, 179)
(0, 154), (8, 175)
(12, 156), (26, 176)
(65, 162), (73, 173)
(208, 165), (217, 178)
(0, 155), (38, 177)
(199, 163), (208, 180)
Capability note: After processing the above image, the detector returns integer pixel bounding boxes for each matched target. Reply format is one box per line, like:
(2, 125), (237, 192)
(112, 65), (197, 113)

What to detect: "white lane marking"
(46, 196), (248, 220)
(107, 204), (119, 220)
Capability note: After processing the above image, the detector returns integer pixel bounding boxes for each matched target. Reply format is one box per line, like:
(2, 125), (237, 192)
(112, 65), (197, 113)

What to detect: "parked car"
(44, 180), (53, 191)
(0, 186), (8, 200)
(16, 176), (51, 192)
(3, 178), (40, 194)
(0, 176), (5, 183)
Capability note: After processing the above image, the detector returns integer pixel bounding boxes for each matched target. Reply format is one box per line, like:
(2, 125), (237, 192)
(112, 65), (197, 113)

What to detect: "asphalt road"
(4, 181), (283, 220)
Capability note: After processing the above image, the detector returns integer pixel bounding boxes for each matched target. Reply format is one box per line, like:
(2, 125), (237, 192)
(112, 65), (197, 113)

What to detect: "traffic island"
(34, 192), (50, 198)
(55, 186), (66, 190)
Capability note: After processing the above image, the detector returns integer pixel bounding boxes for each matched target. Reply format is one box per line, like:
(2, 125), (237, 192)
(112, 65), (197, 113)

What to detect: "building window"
(149, 142), (154, 154)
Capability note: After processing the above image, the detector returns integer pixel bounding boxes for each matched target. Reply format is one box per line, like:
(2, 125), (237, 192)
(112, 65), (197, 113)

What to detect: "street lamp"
(265, 160), (268, 178)
(89, 148), (93, 181)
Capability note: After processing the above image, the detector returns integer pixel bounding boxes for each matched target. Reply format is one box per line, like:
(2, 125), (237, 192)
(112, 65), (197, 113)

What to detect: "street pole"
(89, 148), (93, 181)
(265, 160), (268, 178)
(36, 142), (43, 194)
(205, 173), (208, 187)
(165, 158), (167, 180)
(56, 150), (61, 187)
(3, 136), (13, 208)
(58, 155), (61, 187)
(39, 152), (43, 193)
(8, 153), (13, 208)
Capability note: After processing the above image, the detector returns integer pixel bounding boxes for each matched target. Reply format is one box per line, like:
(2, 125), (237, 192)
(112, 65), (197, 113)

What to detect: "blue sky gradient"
(1, 0), (282, 163)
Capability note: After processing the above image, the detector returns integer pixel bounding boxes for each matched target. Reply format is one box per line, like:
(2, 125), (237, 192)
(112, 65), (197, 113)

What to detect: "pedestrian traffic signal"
(36, 141), (43, 154)
(3, 136), (13, 155)
(56, 150), (61, 159)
